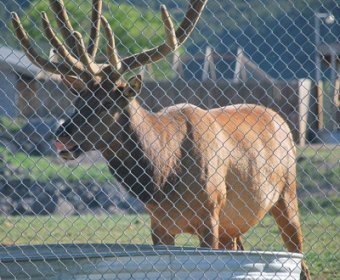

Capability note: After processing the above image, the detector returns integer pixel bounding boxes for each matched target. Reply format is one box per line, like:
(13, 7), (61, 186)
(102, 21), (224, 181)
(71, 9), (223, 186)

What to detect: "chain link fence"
(0, 0), (339, 279)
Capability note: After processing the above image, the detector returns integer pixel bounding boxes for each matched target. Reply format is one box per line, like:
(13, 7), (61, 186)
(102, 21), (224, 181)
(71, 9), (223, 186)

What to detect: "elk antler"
(12, 0), (207, 83)
(115, 0), (208, 74)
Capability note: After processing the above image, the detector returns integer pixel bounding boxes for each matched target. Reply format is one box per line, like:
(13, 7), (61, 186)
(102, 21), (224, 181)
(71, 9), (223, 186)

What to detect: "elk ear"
(123, 75), (142, 98)
(62, 76), (86, 95)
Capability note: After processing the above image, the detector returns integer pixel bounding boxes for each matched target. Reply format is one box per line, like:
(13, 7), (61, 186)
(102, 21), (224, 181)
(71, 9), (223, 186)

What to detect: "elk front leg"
(218, 234), (244, 250)
(150, 217), (175, 246)
(198, 207), (220, 249)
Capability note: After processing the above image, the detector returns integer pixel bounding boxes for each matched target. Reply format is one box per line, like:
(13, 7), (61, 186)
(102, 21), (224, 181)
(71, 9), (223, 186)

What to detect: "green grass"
(296, 145), (340, 197)
(0, 116), (26, 134)
(297, 145), (340, 160)
(0, 212), (339, 279)
(0, 146), (113, 183)
(300, 196), (339, 215)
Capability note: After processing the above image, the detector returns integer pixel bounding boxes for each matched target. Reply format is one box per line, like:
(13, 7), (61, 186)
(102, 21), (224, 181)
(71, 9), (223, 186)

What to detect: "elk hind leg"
(270, 186), (311, 280)
(236, 236), (244, 250)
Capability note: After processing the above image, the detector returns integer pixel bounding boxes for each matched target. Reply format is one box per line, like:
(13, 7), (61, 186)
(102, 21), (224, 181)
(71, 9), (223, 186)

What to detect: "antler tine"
(87, 0), (103, 58)
(11, 12), (77, 76)
(118, 0), (207, 74)
(41, 12), (94, 82)
(49, 0), (77, 54)
(100, 15), (121, 71)
(160, 5), (178, 51)
(175, 0), (207, 45)
(73, 31), (100, 76)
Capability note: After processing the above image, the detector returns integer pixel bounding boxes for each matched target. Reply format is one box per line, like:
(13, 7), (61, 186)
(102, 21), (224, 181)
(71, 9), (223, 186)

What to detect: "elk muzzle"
(54, 122), (82, 160)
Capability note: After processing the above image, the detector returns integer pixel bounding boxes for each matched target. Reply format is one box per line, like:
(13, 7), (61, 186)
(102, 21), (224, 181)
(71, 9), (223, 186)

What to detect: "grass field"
(0, 210), (339, 279)
(0, 146), (112, 183)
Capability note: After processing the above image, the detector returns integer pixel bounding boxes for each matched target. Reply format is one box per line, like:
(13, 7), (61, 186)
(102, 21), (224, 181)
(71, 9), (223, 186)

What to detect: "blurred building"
(174, 47), (274, 83)
(0, 45), (74, 119)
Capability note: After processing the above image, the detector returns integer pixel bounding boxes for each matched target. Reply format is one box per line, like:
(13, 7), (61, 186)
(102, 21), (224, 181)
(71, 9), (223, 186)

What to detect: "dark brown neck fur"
(102, 99), (184, 203)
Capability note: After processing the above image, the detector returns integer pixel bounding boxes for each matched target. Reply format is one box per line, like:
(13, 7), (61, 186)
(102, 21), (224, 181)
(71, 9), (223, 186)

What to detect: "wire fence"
(0, 0), (339, 279)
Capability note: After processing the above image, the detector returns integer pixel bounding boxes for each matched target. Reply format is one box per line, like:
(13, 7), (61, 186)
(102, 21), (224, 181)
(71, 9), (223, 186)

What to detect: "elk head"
(12, 0), (207, 159)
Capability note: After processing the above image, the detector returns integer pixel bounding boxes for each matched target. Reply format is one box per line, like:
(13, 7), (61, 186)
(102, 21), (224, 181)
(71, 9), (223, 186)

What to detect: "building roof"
(0, 45), (40, 78)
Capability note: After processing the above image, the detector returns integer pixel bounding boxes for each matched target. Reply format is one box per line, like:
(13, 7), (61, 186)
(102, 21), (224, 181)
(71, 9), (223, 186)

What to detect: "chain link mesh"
(0, 0), (339, 279)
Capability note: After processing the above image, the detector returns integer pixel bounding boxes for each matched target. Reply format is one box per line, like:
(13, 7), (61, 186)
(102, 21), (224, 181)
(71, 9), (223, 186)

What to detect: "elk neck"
(102, 99), (183, 203)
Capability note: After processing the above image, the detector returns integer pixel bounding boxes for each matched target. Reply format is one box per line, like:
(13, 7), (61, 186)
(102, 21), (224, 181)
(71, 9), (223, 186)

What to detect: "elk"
(12, 0), (310, 279)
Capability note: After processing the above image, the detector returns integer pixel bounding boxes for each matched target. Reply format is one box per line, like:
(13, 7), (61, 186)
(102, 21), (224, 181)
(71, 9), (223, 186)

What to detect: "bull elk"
(12, 0), (310, 279)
